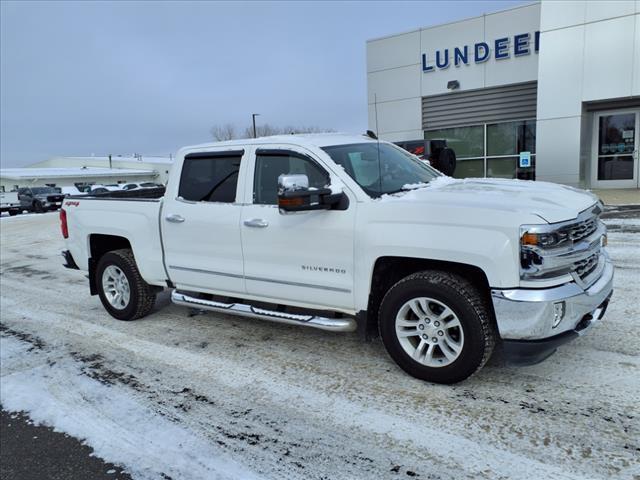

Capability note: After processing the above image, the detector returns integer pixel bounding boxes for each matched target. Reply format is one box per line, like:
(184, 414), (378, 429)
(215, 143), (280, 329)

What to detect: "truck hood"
(388, 177), (599, 224)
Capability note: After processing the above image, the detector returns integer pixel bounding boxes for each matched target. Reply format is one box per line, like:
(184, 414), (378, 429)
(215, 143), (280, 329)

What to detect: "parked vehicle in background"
(395, 140), (427, 159)
(395, 139), (457, 176)
(0, 191), (21, 216)
(17, 186), (65, 213)
(89, 184), (122, 194)
(121, 182), (162, 191)
(60, 133), (613, 384)
(59, 186), (86, 197)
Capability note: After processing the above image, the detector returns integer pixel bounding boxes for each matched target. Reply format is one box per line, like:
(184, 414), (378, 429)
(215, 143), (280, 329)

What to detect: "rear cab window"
(178, 151), (244, 203)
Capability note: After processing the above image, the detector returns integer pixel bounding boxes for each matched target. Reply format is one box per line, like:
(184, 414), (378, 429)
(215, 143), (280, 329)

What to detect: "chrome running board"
(171, 291), (357, 332)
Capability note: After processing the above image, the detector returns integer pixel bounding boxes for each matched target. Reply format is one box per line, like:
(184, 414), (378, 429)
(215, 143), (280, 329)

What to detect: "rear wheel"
(95, 249), (156, 320)
(8, 210), (19, 216)
(379, 270), (495, 384)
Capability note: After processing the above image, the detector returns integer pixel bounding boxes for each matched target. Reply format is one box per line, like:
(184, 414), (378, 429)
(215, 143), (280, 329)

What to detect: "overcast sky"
(1, 0), (525, 167)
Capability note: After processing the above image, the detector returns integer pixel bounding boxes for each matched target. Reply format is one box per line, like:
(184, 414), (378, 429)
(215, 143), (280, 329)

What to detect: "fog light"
(552, 301), (566, 328)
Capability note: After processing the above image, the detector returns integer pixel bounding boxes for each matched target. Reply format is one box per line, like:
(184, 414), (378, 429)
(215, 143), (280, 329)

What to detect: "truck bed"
(79, 186), (166, 200)
(64, 188), (167, 286)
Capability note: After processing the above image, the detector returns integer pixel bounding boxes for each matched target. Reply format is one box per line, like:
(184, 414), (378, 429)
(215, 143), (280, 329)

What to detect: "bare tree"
(281, 125), (335, 135)
(242, 123), (335, 138)
(242, 123), (281, 139)
(210, 123), (237, 141)
(211, 122), (335, 141)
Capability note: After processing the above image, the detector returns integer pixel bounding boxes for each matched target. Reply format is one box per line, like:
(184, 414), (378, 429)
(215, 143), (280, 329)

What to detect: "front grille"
(47, 195), (64, 202)
(560, 217), (598, 244)
(574, 252), (599, 280)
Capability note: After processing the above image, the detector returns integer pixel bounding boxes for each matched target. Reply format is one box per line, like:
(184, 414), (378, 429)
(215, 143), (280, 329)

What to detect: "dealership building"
(367, 1), (640, 190)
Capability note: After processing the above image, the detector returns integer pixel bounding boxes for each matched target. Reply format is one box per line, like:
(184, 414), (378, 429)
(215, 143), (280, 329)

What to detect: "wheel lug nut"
(434, 321), (440, 327)
(432, 337), (438, 342)
(418, 324), (424, 330)
(438, 331), (444, 336)
(422, 334), (428, 340)
(425, 319), (430, 324)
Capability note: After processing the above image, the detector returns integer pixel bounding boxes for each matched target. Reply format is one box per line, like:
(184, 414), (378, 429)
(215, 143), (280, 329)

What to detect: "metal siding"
(423, 82), (538, 130)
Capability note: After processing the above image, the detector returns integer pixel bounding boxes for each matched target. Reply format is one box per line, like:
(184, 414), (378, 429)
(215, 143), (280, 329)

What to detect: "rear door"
(240, 145), (355, 310)
(161, 149), (247, 295)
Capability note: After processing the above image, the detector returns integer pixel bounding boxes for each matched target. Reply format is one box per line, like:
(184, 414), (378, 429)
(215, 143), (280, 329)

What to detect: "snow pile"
(402, 175), (459, 191)
(0, 335), (261, 480)
(378, 175), (460, 201)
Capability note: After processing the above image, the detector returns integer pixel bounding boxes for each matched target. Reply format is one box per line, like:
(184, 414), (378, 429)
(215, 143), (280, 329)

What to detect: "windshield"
(31, 187), (57, 194)
(322, 142), (440, 197)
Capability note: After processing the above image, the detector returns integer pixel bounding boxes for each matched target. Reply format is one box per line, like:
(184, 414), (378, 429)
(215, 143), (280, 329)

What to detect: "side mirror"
(277, 174), (348, 212)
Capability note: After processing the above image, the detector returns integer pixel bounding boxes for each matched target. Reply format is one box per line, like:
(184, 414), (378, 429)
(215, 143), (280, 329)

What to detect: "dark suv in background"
(395, 139), (457, 176)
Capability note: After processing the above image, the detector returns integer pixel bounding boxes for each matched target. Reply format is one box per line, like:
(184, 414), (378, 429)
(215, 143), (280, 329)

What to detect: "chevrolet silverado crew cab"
(60, 134), (613, 384)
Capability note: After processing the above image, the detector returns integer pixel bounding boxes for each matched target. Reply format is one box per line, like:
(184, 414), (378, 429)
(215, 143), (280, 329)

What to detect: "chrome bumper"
(491, 254), (614, 341)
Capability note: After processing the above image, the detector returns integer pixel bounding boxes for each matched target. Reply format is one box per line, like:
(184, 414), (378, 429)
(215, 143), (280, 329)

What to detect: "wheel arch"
(362, 256), (494, 339)
(88, 234), (132, 295)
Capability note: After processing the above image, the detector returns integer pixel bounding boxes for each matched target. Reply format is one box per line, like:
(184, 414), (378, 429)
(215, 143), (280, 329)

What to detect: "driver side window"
(253, 151), (329, 205)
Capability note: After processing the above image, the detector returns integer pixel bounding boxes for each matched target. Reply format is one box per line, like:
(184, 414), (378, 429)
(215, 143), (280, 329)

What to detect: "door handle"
(165, 214), (185, 223)
(244, 218), (269, 228)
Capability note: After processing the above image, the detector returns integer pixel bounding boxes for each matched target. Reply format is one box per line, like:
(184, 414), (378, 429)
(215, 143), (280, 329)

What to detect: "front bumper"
(491, 255), (614, 364)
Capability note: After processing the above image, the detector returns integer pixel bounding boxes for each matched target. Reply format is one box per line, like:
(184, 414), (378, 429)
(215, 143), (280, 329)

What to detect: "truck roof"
(181, 133), (381, 152)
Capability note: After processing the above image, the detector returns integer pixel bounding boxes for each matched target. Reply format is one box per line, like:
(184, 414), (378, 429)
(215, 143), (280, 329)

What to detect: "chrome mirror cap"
(278, 174), (309, 194)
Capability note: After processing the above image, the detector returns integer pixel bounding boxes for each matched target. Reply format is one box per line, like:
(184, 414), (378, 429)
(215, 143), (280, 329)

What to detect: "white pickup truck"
(61, 134), (613, 384)
(1, 191), (21, 216)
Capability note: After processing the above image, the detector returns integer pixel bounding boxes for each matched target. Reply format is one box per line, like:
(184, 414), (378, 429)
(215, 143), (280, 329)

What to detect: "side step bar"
(171, 291), (357, 332)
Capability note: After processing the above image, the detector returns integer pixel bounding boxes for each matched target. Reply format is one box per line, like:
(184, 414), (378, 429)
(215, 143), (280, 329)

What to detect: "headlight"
(521, 231), (568, 248)
(520, 223), (575, 280)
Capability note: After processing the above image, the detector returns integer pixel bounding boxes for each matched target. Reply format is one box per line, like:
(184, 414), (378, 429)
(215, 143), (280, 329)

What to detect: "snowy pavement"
(1, 211), (639, 480)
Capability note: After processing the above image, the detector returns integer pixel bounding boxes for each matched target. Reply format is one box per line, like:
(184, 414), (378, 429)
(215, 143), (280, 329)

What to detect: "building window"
(426, 120), (536, 180)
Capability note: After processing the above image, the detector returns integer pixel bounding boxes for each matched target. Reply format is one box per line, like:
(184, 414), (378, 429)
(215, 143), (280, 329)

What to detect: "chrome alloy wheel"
(102, 265), (131, 310)
(395, 297), (465, 367)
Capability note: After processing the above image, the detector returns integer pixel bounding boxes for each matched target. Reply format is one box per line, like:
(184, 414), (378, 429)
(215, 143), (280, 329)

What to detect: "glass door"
(591, 109), (639, 189)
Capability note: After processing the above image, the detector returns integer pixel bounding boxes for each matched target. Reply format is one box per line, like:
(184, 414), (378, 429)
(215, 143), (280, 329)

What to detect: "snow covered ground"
(1, 210), (638, 479)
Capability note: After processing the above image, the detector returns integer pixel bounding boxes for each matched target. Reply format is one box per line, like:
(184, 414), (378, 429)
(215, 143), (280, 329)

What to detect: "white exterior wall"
(535, 0), (640, 186)
(366, 2), (541, 142)
(30, 156), (173, 183)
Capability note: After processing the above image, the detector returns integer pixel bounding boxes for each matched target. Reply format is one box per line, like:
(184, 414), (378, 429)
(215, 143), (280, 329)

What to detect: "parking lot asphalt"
(1, 408), (131, 480)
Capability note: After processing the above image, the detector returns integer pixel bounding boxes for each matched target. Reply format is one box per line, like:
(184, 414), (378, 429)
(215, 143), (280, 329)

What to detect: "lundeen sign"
(422, 31), (540, 72)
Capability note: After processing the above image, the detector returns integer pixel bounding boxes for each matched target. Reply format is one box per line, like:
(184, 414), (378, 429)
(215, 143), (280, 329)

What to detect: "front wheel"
(33, 201), (44, 213)
(95, 249), (156, 321)
(379, 270), (496, 384)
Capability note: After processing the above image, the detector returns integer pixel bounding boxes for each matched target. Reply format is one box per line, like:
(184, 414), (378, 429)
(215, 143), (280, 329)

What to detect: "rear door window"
(178, 152), (243, 203)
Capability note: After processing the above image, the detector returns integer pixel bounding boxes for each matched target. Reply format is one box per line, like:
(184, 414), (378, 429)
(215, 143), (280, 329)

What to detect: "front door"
(591, 109), (640, 188)
(240, 146), (355, 311)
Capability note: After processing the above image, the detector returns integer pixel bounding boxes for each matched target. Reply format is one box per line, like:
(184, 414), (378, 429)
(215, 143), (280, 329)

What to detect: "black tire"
(435, 147), (457, 176)
(379, 270), (495, 384)
(95, 249), (156, 321)
(8, 210), (19, 216)
(33, 201), (44, 213)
